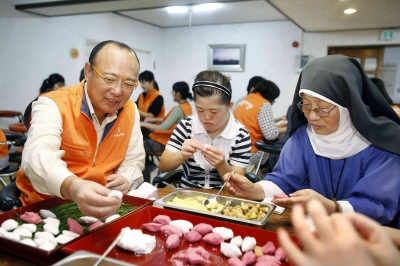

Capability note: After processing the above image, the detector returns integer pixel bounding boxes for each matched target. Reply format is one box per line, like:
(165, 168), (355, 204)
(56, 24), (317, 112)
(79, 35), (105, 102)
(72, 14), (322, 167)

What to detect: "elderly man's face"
(85, 44), (139, 122)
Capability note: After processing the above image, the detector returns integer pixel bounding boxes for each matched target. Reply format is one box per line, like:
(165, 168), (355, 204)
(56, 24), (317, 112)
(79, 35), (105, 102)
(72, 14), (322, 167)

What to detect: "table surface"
(0, 187), (293, 265)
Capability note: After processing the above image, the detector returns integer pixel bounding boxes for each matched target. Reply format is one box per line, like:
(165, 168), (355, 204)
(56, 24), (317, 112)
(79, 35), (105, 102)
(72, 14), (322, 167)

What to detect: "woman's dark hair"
(173, 81), (193, 100)
(138, 70), (155, 82)
(371, 77), (394, 105)
(193, 70), (232, 105)
(153, 80), (159, 91)
(247, 76), (265, 94)
(39, 73), (65, 94)
(79, 68), (85, 82)
(88, 40), (140, 68)
(253, 79), (280, 103)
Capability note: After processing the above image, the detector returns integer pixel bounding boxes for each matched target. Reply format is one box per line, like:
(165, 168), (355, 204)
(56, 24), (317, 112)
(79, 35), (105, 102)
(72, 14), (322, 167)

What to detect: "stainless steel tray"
(154, 190), (276, 228)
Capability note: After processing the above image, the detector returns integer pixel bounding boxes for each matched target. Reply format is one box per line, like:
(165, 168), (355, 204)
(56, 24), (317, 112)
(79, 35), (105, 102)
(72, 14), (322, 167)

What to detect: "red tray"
(0, 195), (153, 265)
(62, 206), (298, 266)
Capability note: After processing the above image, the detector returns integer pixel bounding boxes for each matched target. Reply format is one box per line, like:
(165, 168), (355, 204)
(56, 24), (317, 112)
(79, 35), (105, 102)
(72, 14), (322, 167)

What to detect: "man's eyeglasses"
(91, 65), (138, 92)
(297, 101), (336, 117)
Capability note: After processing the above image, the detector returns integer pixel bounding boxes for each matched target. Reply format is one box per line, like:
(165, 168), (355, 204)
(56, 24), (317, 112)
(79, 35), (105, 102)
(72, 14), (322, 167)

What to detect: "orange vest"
(16, 83), (135, 205)
(233, 93), (267, 153)
(0, 129), (8, 158)
(149, 102), (192, 146)
(138, 89), (165, 121)
(392, 105), (400, 117)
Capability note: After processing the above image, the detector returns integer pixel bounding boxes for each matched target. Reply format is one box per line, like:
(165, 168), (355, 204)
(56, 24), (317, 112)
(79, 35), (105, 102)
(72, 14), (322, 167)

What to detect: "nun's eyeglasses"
(297, 101), (336, 117)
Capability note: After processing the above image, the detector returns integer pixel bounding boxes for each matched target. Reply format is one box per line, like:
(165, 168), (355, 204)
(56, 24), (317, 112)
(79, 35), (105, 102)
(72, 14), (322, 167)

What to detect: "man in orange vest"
(16, 40), (145, 221)
(136, 70), (165, 122)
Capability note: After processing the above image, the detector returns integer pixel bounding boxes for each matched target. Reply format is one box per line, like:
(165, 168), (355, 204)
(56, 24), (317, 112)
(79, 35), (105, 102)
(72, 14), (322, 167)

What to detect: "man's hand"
(106, 174), (130, 194)
(278, 200), (400, 266)
(61, 176), (122, 221)
(278, 200), (374, 266)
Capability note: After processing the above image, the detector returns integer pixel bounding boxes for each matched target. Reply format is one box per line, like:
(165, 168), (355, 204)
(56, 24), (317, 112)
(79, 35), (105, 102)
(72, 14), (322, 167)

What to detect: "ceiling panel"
(13, 0), (400, 32)
(117, 1), (286, 28)
(269, 0), (400, 32)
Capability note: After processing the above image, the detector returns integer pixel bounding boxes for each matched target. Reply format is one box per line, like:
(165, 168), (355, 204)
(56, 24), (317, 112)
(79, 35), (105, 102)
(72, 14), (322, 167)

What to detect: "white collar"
(84, 83), (117, 125)
(300, 90), (371, 159)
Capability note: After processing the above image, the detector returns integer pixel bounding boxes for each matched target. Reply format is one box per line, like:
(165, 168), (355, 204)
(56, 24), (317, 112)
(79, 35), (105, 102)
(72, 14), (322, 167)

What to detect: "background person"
(159, 70), (251, 188)
(79, 68), (85, 82)
(234, 76), (265, 108)
(224, 55), (400, 227)
(136, 70), (165, 121)
(233, 79), (281, 174)
(16, 40), (145, 221)
(371, 77), (400, 116)
(141, 81), (193, 153)
(0, 129), (9, 171)
(38, 73), (65, 95)
(267, 105), (293, 171)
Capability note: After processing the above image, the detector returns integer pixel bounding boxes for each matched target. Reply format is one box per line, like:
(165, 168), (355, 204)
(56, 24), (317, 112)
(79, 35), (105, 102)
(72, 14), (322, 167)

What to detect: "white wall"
(158, 21), (303, 117)
(303, 29), (400, 104)
(383, 47), (400, 103)
(303, 29), (400, 58)
(0, 0), (163, 128)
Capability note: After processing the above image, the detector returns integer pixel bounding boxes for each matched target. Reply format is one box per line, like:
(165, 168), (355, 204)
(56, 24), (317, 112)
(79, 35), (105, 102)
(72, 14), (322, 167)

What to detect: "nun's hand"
(272, 189), (333, 212)
(223, 171), (265, 200)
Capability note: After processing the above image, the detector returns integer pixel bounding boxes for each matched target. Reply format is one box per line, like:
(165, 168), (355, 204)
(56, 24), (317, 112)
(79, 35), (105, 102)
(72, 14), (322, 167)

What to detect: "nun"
(224, 54), (400, 227)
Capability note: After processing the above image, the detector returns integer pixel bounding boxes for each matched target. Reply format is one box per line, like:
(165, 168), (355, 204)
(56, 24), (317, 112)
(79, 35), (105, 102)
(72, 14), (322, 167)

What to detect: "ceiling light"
(193, 3), (220, 12)
(344, 8), (356, 14)
(166, 6), (188, 13)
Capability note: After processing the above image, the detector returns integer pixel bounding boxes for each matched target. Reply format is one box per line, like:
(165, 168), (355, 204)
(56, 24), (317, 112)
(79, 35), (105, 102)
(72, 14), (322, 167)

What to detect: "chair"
(0, 110), (24, 135)
(253, 140), (284, 175)
(0, 135), (26, 187)
(0, 111), (27, 165)
(143, 129), (173, 164)
(152, 169), (257, 188)
(0, 181), (22, 212)
(0, 110), (23, 124)
(8, 122), (27, 134)
(142, 129), (174, 183)
(152, 169), (184, 188)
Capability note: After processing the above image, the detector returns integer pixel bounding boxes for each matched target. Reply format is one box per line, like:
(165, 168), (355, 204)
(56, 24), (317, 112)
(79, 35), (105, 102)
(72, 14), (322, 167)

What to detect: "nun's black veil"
(290, 54), (400, 155)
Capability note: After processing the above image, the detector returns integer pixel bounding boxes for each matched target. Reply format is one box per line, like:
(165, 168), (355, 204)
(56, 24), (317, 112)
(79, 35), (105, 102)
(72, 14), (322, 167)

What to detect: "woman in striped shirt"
(159, 70), (251, 188)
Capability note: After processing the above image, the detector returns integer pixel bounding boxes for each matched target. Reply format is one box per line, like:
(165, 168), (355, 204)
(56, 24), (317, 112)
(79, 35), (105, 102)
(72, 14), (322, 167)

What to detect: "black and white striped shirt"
(166, 114), (251, 188)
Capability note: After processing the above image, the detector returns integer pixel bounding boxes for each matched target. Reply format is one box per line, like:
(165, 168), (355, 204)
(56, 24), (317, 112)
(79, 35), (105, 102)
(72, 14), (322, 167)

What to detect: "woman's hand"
(201, 145), (225, 168)
(223, 171), (265, 200)
(272, 189), (334, 213)
(180, 139), (203, 161)
(144, 117), (156, 123)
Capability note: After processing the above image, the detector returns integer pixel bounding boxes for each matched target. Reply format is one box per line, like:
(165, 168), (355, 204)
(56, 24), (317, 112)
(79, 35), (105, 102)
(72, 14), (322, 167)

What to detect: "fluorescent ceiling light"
(193, 3), (220, 12)
(166, 6), (188, 13)
(344, 8), (356, 14)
